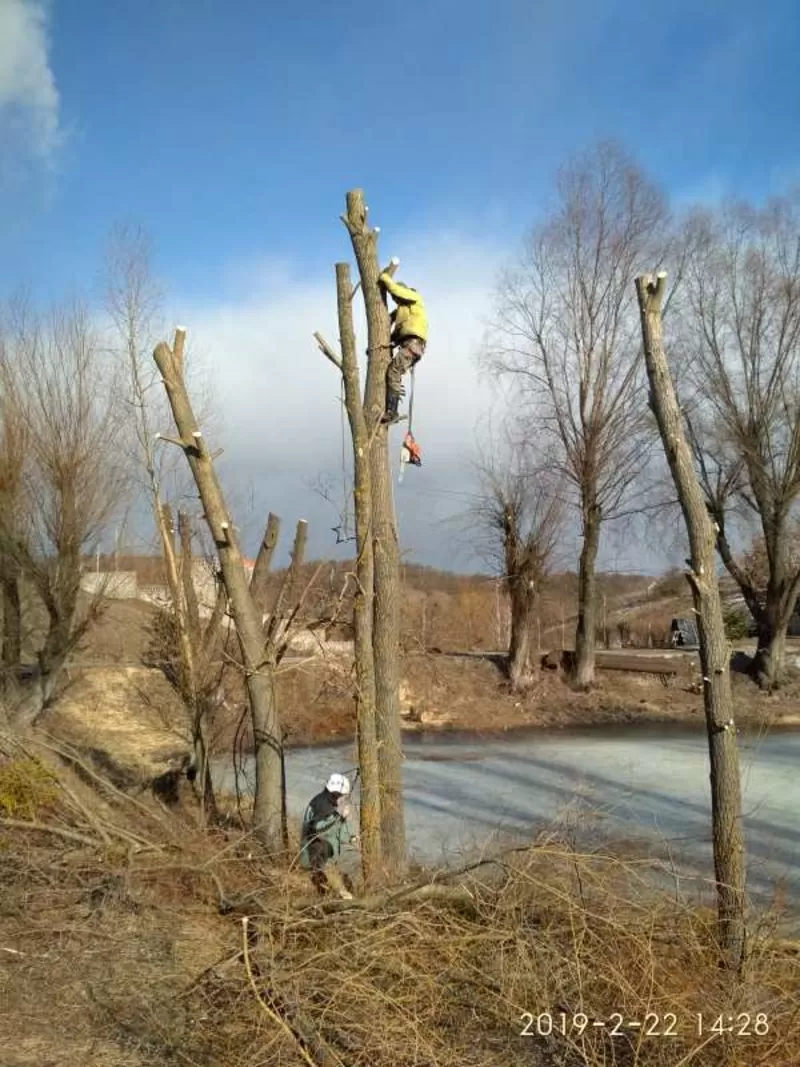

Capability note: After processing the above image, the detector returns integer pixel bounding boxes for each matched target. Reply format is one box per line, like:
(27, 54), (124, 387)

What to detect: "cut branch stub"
(250, 513), (281, 618)
(313, 332), (342, 371)
(266, 519), (309, 651)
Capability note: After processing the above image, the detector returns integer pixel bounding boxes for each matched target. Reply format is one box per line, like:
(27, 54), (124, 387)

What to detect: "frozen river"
(214, 725), (800, 907)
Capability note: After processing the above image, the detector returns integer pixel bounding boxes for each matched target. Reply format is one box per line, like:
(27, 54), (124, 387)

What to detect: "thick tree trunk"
(751, 571), (800, 689)
(636, 272), (746, 969)
(343, 190), (406, 879)
(154, 331), (283, 854)
(753, 613), (788, 691)
(572, 502), (601, 690)
(333, 262), (381, 882)
(507, 577), (536, 691)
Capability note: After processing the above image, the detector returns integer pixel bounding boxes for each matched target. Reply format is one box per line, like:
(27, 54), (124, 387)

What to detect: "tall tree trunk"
(154, 330), (283, 853)
(343, 189), (406, 879)
(334, 262), (381, 882)
(507, 576), (536, 691)
(573, 501), (601, 690)
(636, 272), (746, 969)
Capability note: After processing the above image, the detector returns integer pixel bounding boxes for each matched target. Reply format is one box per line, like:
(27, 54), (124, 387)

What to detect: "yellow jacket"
(379, 273), (428, 343)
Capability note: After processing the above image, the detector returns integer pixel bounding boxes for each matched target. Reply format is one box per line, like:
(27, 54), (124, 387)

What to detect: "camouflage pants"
(386, 336), (425, 395)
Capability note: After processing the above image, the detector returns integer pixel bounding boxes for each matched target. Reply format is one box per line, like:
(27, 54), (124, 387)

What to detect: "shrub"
(723, 606), (751, 641)
(0, 758), (60, 819)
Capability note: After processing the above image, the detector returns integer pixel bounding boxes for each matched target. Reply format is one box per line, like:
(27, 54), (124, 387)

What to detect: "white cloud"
(178, 232), (506, 471)
(168, 233), (509, 567)
(0, 0), (63, 163)
(167, 231), (669, 574)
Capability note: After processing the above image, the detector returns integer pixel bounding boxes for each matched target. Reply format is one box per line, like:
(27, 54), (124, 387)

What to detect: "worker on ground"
(379, 269), (428, 424)
(299, 773), (359, 899)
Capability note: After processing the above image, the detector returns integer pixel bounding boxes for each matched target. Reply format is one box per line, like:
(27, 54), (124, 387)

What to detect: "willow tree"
(472, 431), (564, 691)
(488, 142), (670, 688)
(680, 194), (800, 689)
(0, 299), (126, 721)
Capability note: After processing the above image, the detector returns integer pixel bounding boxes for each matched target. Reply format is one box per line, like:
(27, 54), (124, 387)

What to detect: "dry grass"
(1, 737), (799, 1067)
(47, 666), (190, 784)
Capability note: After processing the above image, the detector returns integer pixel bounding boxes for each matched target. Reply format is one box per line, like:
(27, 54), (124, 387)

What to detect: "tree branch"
(313, 332), (342, 372)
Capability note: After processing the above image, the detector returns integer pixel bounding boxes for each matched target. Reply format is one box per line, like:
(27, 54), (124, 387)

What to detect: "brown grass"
(47, 666), (190, 783)
(1, 738), (798, 1067)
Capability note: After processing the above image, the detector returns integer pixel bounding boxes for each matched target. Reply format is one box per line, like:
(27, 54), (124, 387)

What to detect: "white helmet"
(325, 773), (351, 796)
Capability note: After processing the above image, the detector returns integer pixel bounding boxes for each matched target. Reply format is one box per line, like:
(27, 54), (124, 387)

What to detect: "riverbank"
(5, 748), (799, 1067)
(218, 725), (800, 918)
(260, 648), (800, 750)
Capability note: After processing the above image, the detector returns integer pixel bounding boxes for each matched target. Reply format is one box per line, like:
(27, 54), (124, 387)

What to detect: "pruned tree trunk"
(573, 501), (601, 690)
(334, 262), (381, 880)
(154, 329), (283, 853)
(342, 189), (406, 879)
(249, 513), (281, 618)
(636, 271), (746, 970)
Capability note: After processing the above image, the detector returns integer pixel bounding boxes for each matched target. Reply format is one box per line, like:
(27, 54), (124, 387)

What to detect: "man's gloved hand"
(337, 799), (352, 821)
(349, 834), (360, 846)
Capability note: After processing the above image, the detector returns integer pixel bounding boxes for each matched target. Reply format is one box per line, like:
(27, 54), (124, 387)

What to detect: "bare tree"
(679, 194), (800, 689)
(105, 224), (227, 818)
(471, 429), (564, 690)
(0, 299), (127, 720)
(636, 271), (745, 969)
(488, 142), (670, 688)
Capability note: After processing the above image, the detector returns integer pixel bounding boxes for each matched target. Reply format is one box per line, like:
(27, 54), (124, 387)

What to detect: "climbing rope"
(339, 377), (351, 539)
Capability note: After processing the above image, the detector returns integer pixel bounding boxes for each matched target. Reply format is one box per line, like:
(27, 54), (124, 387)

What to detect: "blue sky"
(1, 0), (799, 570)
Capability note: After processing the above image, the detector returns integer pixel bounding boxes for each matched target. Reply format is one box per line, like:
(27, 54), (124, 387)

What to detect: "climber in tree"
(379, 269), (428, 424)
